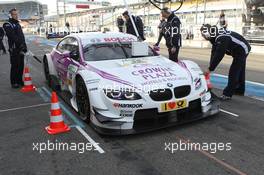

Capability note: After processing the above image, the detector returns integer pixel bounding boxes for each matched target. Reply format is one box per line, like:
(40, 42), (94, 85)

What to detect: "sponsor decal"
(161, 100), (188, 112)
(122, 59), (148, 67)
(120, 110), (133, 117)
(132, 67), (177, 80)
(89, 88), (98, 92)
(85, 79), (100, 84)
(113, 103), (143, 109)
(67, 79), (72, 85)
(141, 77), (187, 86)
(68, 64), (78, 74)
(104, 37), (135, 42)
(133, 64), (158, 68)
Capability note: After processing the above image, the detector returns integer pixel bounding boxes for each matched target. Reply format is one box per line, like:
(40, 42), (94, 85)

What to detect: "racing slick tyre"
(43, 56), (61, 91)
(43, 57), (52, 87)
(76, 77), (91, 123)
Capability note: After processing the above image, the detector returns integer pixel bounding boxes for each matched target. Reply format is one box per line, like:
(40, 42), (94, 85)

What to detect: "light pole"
(195, 0), (198, 24)
(63, 0), (66, 27)
(160, 0), (165, 9)
(203, 0), (207, 24)
(56, 0), (59, 27)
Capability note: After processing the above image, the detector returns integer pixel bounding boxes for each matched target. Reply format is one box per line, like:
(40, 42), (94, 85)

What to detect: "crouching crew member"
(201, 24), (251, 100)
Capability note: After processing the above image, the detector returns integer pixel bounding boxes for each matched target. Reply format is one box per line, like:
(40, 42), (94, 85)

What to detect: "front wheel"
(76, 77), (91, 123)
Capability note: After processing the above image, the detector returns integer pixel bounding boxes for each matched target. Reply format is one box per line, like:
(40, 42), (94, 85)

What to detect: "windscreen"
(83, 42), (157, 61)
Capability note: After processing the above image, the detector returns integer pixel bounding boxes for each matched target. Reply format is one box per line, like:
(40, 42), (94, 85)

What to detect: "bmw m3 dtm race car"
(43, 32), (220, 135)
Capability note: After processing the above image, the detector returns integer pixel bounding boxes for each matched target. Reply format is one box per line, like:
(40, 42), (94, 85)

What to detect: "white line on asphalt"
(250, 96), (264, 102)
(0, 103), (50, 113)
(220, 109), (239, 117)
(75, 125), (105, 154)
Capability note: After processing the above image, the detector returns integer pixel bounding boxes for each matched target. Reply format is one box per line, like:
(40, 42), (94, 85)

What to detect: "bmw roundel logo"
(167, 83), (173, 87)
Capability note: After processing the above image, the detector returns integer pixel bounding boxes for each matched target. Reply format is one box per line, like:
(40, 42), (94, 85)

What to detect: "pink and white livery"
(43, 32), (220, 135)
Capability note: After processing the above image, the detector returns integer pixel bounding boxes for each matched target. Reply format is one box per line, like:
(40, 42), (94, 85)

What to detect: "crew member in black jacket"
(161, 7), (182, 62)
(154, 17), (166, 46)
(201, 24), (251, 100)
(0, 27), (6, 54)
(116, 16), (125, 32)
(122, 11), (145, 41)
(3, 8), (27, 88)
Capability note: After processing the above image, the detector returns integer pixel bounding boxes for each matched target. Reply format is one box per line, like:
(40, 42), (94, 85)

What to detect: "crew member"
(217, 10), (228, 29)
(116, 16), (125, 32)
(0, 27), (6, 54)
(3, 8), (27, 88)
(154, 17), (166, 46)
(122, 11), (145, 41)
(161, 7), (182, 62)
(201, 24), (251, 100)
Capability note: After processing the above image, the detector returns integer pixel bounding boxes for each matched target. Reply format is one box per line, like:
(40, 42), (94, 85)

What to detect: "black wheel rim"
(76, 80), (90, 121)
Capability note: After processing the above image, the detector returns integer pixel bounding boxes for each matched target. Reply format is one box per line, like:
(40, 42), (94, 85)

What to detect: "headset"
(149, 0), (184, 13)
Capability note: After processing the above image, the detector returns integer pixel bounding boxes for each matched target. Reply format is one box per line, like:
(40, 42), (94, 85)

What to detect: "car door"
(65, 38), (81, 93)
(54, 37), (72, 82)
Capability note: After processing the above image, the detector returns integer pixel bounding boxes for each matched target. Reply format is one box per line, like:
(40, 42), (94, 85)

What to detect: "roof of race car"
(70, 32), (138, 46)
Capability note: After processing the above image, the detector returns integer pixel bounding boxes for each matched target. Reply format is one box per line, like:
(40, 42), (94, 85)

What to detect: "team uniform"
(3, 18), (27, 87)
(209, 31), (251, 97)
(125, 15), (145, 41)
(155, 19), (166, 46)
(0, 27), (6, 54)
(163, 13), (182, 62)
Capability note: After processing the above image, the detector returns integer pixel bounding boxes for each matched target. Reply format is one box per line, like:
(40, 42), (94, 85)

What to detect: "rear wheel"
(43, 56), (61, 91)
(43, 57), (51, 87)
(76, 77), (91, 123)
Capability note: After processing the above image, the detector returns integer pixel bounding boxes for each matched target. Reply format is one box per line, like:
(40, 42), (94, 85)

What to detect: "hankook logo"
(113, 103), (143, 108)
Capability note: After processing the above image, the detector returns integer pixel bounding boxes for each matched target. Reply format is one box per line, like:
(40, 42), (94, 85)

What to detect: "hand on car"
(171, 47), (177, 54)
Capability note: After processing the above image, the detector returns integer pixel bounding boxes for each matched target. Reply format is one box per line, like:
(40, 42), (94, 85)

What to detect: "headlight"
(104, 89), (142, 100)
(194, 78), (202, 90)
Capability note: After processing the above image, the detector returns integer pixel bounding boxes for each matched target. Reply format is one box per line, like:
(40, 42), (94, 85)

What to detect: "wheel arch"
(43, 53), (57, 76)
(74, 71), (108, 110)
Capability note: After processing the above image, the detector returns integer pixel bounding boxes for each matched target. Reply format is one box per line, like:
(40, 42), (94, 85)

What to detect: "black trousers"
(168, 47), (180, 62)
(10, 52), (24, 85)
(118, 26), (123, 33)
(223, 54), (247, 97)
(0, 39), (6, 53)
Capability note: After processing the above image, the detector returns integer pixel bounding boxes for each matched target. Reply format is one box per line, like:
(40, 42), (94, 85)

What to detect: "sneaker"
(220, 95), (232, 101)
(11, 84), (20, 89)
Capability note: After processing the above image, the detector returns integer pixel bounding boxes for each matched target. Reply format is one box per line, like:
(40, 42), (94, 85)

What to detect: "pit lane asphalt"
(0, 36), (263, 175)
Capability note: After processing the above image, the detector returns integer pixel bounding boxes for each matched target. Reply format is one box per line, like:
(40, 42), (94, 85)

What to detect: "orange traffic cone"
(45, 92), (70, 135)
(20, 67), (36, 93)
(205, 72), (213, 89)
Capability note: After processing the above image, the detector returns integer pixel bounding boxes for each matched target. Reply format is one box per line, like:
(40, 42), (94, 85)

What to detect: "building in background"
(0, 0), (47, 28)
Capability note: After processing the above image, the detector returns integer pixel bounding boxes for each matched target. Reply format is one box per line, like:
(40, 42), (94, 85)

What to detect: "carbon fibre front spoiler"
(91, 93), (220, 135)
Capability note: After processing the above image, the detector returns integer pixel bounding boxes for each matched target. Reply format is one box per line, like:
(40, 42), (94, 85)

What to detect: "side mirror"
(62, 51), (70, 58)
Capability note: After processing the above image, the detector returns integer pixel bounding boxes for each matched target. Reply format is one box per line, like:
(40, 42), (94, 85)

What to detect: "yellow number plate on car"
(161, 100), (188, 112)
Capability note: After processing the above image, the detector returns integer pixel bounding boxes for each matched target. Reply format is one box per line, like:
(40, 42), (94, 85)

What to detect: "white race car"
(43, 32), (220, 135)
